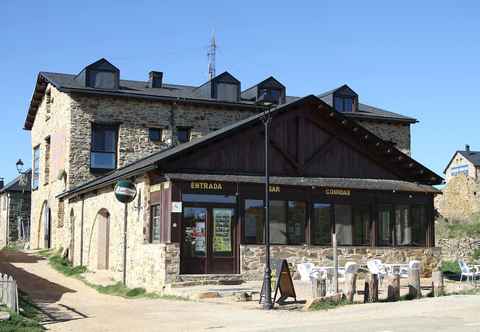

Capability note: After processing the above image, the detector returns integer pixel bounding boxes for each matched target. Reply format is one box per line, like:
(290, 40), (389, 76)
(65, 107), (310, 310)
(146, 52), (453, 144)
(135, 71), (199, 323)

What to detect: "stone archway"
(96, 209), (110, 270)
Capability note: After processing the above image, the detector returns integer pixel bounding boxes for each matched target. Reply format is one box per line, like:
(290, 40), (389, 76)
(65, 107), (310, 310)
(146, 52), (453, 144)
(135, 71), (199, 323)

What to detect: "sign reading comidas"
(190, 182), (223, 190)
(325, 188), (351, 196)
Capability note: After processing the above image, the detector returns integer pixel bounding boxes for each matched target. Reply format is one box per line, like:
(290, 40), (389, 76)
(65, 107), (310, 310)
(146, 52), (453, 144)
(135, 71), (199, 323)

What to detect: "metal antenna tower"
(207, 31), (217, 80)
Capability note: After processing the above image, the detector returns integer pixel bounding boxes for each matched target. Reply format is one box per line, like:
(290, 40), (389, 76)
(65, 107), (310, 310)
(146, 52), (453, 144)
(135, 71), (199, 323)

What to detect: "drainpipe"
(80, 196), (85, 266)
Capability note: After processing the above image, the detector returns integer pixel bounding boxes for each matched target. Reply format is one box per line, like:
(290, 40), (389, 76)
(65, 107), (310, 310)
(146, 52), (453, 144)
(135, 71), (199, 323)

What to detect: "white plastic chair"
(297, 263), (315, 282)
(367, 259), (387, 285)
(458, 260), (480, 283)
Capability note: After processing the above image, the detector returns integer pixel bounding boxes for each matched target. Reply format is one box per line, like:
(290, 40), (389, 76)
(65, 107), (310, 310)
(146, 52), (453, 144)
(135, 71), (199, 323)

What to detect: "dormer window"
(334, 96), (354, 112)
(77, 58), (120, 90)
(216, 83), (238, 102)
(259, 88), (282, 104)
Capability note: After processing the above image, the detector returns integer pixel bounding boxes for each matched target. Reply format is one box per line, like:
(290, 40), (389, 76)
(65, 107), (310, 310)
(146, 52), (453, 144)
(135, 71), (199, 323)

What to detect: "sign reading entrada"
(190, 182), (223, 190)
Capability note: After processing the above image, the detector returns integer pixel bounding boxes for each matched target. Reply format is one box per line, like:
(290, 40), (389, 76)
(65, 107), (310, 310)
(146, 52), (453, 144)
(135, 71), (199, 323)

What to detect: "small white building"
(444, 145), (480, 183)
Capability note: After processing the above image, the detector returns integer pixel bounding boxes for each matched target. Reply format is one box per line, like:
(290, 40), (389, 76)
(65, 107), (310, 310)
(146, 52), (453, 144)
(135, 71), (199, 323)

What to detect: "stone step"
(171, 274), (244, 288)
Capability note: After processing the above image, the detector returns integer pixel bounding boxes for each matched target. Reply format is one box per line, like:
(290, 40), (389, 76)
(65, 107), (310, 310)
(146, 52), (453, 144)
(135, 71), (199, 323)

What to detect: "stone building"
(0, 171), (32, 248)
(57, 95), (442, 291)
(444, 145), (480, 183)
(24, 58), (416, 253)
(435, 145), (480, 221)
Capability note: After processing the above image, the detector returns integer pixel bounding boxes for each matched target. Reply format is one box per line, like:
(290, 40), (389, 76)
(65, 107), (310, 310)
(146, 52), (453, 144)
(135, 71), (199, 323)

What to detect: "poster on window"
(213, 209), (232, 254)
(194, 222), (206, 255)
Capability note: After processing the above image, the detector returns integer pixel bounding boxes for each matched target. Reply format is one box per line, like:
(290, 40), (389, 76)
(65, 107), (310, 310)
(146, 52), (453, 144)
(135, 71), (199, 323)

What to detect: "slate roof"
(0, 170), (32, 193)
(24, 67), (416, 129)
(57, 95), (442, 200)
(444, 150), (480, 174)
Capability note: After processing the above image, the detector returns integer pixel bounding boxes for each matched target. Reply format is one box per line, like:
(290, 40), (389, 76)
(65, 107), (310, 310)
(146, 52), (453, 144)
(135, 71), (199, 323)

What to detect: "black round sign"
(114, 179), (137, 203)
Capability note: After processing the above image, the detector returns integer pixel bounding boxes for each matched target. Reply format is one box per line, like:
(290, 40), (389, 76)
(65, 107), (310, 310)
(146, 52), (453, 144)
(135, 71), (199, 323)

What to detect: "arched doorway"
(69, 209), (75, 263)
(97, 209), (110, 270)
(42, 202), (52, 249)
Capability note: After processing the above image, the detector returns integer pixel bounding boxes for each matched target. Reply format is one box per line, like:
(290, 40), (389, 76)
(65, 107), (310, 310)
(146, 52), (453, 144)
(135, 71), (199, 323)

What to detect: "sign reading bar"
(269, 185), (280, 193)
(190, 182), (223, 190)
(325, 188), (351, 196)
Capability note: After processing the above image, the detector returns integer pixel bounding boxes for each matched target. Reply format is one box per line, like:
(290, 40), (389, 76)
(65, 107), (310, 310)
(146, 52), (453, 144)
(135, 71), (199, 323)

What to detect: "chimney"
(466, 144), (471, 153)
(0, 178), (4, 190)
(148, 71), (163, 88)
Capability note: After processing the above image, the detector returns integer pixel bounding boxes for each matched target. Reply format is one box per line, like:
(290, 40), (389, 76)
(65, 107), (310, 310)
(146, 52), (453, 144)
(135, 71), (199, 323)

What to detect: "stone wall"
(0, 191), (31, 248)
(437, 238), (480, 262)
(68, 94), (258, 187)
(435, 174), (480, 221)
(30, 84), (72, 250)
(357, 120), (411, 155)
(240, 245), (441, 278)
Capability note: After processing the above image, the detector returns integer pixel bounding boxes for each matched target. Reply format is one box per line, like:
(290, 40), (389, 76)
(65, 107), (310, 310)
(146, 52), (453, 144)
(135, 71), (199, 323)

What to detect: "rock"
(0, 311), (10, 321)
(234, 292), (252, 302)
(192, 291), (220, 300)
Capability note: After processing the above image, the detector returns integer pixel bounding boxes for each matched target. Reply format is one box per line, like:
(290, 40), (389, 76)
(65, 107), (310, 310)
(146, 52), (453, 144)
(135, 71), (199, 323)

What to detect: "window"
(45, 89), (52, 119)
(32, 146), (40, 189)
(377, 205), (393, 246)
(395, 205), (411, 246)
(176, 127), (191, 144)
(335, 205), (352, 245)
(334, 96), (354, 112)
(244, 199), (264, 244)
(270, 200), (306, 245)
(353, 206), (370, 246)
(182, 194), (236, 204)
(89, 70), (117, 89)
(216, 83), (238, 102)
(2, 196), (6, 211)
(311, 203), (331, 245)
(148, 128), (163, 142)
(259, 88), (282, 104)
(44, 137), (51, 185)
(90, 124), (117, 171)
(150, 204), (161, 242)
(411, 206), (427, 246)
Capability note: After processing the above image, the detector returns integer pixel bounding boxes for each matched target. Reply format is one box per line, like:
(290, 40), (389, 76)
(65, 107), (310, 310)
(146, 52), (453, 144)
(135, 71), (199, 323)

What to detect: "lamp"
(16, 159), (24, 174)
(256, 92), (275, 310)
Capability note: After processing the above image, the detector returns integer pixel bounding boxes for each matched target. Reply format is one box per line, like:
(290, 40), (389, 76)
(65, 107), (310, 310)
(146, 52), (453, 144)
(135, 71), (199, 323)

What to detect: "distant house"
(0, 171), (31, 248)
(444, 145), (480, 182)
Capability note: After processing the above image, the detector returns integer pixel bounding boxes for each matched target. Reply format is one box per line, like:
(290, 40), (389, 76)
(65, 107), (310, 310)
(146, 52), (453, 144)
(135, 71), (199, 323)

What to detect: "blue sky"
(1, 1), (478, 182)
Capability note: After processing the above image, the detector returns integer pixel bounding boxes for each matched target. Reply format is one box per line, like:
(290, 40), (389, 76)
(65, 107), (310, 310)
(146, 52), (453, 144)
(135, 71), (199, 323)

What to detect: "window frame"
(149, 204), (162, 243)
(90, 123), (118, 172)
(176, 126), (192, 144)
(32, 145), (40, 190)
(148, 127), (163, 142)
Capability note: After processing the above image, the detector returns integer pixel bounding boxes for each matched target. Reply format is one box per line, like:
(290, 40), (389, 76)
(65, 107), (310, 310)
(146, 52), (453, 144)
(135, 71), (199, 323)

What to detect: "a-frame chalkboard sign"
(259, 259), (297, 305)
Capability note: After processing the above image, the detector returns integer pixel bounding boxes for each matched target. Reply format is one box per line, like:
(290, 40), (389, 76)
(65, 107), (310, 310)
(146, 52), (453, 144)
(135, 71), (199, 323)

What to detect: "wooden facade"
(144, 97), (441, 275)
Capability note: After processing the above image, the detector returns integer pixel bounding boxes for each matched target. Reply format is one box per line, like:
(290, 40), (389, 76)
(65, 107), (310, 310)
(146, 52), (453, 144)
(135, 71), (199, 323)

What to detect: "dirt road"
(1, 250), (480, 332)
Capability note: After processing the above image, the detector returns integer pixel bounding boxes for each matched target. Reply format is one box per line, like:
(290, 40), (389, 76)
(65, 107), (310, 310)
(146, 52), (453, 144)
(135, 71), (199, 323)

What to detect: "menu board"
(213, 209), (232, 254)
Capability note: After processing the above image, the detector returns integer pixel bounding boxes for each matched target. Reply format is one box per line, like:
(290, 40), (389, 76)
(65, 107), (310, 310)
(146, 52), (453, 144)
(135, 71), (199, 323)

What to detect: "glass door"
(181, 207), (207, 274)
(209, 208), (235, 274)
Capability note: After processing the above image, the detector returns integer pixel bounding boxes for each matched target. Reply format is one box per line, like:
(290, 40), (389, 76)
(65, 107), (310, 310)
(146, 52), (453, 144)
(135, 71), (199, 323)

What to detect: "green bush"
(441, 260), (461, 275)
(436, 214), (480, 239)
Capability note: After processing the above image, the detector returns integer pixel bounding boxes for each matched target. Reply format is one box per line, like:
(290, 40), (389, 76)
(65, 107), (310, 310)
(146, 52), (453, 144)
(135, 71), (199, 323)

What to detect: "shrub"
(441, 260), (461, 275)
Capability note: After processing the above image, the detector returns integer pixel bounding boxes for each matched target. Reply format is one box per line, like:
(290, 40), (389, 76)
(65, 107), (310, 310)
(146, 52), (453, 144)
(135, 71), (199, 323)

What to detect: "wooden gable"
(162, 99), (405, 180)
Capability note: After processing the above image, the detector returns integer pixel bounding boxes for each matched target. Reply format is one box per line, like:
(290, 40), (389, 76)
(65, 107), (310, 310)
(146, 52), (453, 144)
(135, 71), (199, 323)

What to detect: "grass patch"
(35, 249), (187, 301)
(0, 292), (44, 332)
(308, 298), (349, 311)
(436, 214), (480, 239)
(48, 254), (86, 277)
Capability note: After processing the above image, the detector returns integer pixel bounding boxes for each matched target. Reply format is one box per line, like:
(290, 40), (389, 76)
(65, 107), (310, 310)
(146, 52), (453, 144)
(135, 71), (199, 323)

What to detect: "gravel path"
(1, 250), (480, 332)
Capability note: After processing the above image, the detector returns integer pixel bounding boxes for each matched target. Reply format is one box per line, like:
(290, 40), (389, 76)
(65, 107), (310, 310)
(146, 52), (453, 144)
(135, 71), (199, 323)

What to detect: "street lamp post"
(256, 93), (275, 310)
(15, 159), (29, 241)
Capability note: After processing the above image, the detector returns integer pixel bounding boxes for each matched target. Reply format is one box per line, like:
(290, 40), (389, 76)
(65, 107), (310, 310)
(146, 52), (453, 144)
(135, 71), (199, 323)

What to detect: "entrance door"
(181, 207), (236, 274)
(43, 206), (51, 249)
